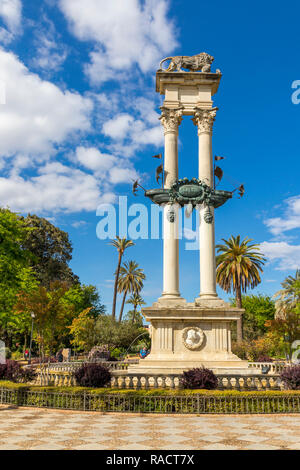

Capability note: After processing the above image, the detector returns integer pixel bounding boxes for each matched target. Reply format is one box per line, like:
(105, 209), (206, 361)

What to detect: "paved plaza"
(0, 405), (300, 450)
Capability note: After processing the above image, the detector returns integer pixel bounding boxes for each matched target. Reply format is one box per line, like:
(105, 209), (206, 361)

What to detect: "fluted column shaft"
(159, 107), (182, 299)
(193, 108), (218, 299)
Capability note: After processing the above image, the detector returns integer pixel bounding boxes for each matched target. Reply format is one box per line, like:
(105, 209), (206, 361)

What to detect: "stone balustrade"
(35, 370), (284, 391)
(36, 360), (136, 373)
(36, 370), (76, 387)
(248, 362), (286, 374)
(110, 373), (283, 391)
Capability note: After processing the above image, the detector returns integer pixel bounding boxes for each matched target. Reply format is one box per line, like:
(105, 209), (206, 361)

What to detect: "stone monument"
(129, 53), (247, 374)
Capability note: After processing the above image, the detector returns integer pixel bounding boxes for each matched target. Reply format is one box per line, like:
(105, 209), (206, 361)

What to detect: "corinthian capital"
(192, 107), (218, 135)
(159, 106), (183, 134)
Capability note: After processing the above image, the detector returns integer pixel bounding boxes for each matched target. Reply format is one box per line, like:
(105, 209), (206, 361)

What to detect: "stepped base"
(128, 360), (251, 375)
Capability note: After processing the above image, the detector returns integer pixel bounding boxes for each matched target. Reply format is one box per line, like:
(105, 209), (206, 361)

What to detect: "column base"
(194, 294), (230, 308)
(156, 293), (187, 307)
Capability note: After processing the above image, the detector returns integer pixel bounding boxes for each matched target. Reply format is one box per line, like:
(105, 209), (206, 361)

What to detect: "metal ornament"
(144, 178), (232, 213)
(204, 206), (213, 224)
(167, 208), (176, 223)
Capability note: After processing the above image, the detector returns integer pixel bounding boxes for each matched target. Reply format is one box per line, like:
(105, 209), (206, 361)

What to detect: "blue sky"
(0, 0), (299, 314)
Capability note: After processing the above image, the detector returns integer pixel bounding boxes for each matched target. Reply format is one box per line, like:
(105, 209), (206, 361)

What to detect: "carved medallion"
(182, 327), (205, 350)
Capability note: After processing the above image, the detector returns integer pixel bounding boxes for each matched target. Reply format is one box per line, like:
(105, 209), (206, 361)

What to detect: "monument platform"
(128, 301), (249, 375)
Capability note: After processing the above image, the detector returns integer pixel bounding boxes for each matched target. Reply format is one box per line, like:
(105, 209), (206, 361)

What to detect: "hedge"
(1, 381), (300, 414)
(2, 380), (300, 396)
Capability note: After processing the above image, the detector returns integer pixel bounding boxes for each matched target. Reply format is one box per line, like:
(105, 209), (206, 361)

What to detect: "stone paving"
(0, 405), (300, 450)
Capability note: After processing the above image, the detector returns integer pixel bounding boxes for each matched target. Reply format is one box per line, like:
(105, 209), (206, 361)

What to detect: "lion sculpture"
(159, 52), (215, 73)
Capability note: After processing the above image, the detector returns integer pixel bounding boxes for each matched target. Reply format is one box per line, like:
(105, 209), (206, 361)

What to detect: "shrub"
(11, 351), (23, 360)
(257, 354), (273, 363)
(280, 366), (300, 390)
(110, 347), (125, 360)
(0, 360), (37, 383)
(74, 363), (112, 388)
(181, 367), (218, 390)
(232, 340), (250, 360)
(5, 348), (11, 359)
(232, 337), (275, 361)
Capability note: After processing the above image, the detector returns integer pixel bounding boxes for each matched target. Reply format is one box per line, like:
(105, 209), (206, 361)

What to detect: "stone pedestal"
(129, 303), (247, 374)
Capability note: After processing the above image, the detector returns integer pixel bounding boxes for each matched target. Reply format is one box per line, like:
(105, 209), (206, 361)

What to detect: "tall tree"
(216, 235), (266, 342)
(109, 237), (134, 320)
(231, 294), (275, 341)
(117, 261), (145, 322)
(68, 308), (96, 352)
(21, 214), (78, 287)
(93, 315), (148, 353)
(14, 281), (75, 357)
(126, 293), (146, 324)
(266, 311), (300, 358)
(0, 208), (37, 346)
(63, 284), (106, 319)
(273, 270), (300, 319)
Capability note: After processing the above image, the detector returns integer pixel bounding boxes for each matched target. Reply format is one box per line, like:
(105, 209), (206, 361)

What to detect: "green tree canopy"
(63, 284), (106, 319)
(117, 261), (145, 322)
(273, 270), (300, 319)
(14, 281), (76, 356)
(94, 315), (147, 352)
(21, 214), (78, 286)
(231, 294), (275, 341)
(0, 208), (37, 344)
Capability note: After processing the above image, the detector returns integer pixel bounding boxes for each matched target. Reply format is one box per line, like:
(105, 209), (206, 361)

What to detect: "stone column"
(158, 107), (184, 302)
(193, 107), (218, 301)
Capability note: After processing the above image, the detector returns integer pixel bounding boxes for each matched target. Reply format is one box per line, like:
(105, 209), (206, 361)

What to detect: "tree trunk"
(112, 252), (122, 320)
(118, 290), (128, 323)
(132, 306), (137, 324)
(236, 285), (243, 343)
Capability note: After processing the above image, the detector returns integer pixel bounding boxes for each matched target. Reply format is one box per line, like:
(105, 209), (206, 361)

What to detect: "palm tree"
(273, 270), (300, 319)
(126, 293), (146, 323)
(117, 261), (146, 322)
(216, 235), (266, 342)
(109, 237), (134, 320)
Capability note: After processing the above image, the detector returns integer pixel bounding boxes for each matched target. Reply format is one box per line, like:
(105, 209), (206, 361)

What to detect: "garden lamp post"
(28, 312), (35, 365)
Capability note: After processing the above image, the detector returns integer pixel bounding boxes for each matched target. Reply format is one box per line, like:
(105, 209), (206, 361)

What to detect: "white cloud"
(0, 0), (21, 33)
(31, 18), (68, 73)
(74, 146), (138, 184)
(260, 241), (300, 271)
(59, 0), (178, 85)
(133, 97), (161, 125)
(75, 146), (117, 172)
(0, 165), (114, 213)
(264, 195), (300, 236)
(103, 114), (134, 140)
(71, 220), (87, 229)
(0, 47), (92, 159)
(103, 112), (163, 156)
(84, 50), (121, 86)
(110, 167), (138, 184)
